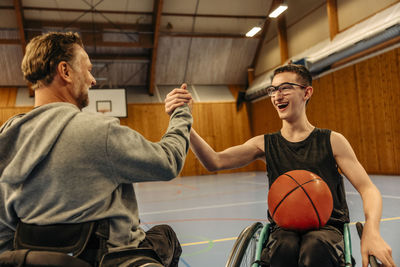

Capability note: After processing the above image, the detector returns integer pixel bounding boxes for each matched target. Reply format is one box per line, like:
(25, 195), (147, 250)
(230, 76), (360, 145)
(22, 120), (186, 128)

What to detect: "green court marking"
(181, 235), (215, 257)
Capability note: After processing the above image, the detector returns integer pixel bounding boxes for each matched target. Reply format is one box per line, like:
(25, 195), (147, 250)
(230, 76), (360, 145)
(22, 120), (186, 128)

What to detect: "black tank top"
(264, 128), (349, 229)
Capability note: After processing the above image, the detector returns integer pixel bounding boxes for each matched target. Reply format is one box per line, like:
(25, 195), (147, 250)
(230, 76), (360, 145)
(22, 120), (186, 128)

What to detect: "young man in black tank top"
(164, 65), (395, 267)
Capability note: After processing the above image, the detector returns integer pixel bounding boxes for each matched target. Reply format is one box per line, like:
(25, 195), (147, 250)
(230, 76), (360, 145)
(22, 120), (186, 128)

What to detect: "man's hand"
(361, 224), (396, 267)
(165, 83), (193, 116)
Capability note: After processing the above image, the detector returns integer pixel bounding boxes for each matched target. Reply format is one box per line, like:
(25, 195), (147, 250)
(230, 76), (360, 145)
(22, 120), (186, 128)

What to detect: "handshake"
(165, 83), (193, 116)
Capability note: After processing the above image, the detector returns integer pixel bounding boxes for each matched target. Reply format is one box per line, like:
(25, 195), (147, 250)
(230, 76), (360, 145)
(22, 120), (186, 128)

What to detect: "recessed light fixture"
(246, 26), (262, 37)
(269, 4), (288, 18)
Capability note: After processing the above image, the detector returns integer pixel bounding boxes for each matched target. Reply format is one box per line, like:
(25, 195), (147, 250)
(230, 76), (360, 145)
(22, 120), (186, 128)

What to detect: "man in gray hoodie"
(0, 32), (192, 267)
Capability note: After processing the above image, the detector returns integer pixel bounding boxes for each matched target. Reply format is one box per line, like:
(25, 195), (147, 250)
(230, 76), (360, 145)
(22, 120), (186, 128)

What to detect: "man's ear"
(57, 61), (72, 83)
(304, 86), (313, 101)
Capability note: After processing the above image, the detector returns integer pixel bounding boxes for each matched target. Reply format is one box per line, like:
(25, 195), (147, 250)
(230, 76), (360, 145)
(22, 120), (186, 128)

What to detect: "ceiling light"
(269, 4), (288, 18)
(246, 27), (262, 37)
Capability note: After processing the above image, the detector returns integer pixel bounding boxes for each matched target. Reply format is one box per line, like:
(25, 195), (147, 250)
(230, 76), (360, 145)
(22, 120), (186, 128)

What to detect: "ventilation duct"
(245, 3), (400, 102)
(303, 24), (400, 74)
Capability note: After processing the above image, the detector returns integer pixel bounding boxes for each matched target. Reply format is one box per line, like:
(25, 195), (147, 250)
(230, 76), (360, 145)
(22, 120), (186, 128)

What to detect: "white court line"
(143, 192), (400, 216)
(346, 191), (400, 200)
(236, 181), (267, 185)
(141, 200), (267, 215)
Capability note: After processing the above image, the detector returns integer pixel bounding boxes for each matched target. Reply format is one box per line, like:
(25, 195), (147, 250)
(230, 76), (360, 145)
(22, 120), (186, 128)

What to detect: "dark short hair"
(272, 64), (312, 86)
(21, 32), (83, 89)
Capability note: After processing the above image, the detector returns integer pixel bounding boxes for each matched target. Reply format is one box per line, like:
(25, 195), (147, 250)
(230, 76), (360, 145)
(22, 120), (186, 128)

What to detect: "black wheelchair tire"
(121, 255), (164, 267)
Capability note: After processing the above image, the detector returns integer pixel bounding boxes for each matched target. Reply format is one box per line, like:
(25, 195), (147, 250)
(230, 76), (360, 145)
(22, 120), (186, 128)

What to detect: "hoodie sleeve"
(0, 224), (13, 253)
(0, 186), (15, 253)
(106, 105), (192, 183)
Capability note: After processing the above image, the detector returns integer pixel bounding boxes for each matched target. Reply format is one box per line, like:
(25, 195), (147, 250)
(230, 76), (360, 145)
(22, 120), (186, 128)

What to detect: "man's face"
(270, 72), (309, 121)
(69, 45), (96, 109)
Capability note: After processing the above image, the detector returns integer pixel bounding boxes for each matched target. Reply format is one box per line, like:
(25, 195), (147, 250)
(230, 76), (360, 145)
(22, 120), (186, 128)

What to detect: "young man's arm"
(331, 131), (395, 267)
(165, 85), (265, 172)
(190, 129), (265, 171)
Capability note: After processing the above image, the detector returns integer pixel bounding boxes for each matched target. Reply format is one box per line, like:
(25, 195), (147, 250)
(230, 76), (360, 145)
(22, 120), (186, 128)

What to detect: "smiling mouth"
(277, 103), (288, 110)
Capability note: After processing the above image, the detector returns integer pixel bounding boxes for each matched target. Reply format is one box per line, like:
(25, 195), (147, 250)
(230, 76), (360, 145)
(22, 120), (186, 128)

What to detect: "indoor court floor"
(136, 171), (400, 267)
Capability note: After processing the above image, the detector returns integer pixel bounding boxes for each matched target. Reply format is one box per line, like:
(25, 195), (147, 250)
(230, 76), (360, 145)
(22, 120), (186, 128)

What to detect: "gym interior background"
(0, 0), (399, 266)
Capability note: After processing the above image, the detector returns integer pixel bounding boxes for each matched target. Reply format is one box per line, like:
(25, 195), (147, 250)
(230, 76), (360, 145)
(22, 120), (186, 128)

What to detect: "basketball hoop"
(98, 109), (109, 114)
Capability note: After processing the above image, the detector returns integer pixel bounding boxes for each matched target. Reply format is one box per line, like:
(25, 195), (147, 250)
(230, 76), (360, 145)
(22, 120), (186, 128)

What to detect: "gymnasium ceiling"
(0, 0), (325, 93)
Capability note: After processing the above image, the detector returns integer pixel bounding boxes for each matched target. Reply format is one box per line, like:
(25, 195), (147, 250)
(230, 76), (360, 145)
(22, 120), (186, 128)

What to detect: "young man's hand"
(361, 224), (396, 267)
(165, 83), (193, 116)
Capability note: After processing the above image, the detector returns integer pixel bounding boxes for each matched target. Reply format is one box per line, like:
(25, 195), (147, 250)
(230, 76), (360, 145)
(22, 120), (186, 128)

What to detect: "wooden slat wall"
(0, 107), (32, 126)
(182, 100), (262, 176)
(0, 87), (17, 108)
(250, 47), (400, 175)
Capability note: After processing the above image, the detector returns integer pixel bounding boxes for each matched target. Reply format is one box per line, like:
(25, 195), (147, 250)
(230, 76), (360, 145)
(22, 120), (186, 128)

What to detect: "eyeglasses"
(266, 82), (307, 97)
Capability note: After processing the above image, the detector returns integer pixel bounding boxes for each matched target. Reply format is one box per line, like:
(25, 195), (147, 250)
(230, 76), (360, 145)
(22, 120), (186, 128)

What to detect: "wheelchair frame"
(226, 222), (379, 267)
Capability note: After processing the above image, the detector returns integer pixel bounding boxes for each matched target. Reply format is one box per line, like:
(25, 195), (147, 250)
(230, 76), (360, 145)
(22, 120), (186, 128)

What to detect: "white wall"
(337, 0), (398, 31)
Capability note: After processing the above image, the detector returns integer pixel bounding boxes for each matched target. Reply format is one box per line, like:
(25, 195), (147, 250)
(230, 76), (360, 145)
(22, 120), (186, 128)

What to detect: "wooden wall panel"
(250, 47), (400, 175)
(354, 49), (400, 174)
(249, 97), (281, 136)
(394, 48), (400, 173)
(307, 74), (338, 130)
(181, 100), (263, 176)
(0, 88), (17, 107)
(0, 107), (32, 126)
(119, 104), (169, 142)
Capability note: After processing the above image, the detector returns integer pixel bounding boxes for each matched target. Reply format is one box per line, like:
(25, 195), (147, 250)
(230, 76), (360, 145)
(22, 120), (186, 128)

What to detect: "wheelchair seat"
(0, 220), (163, 267)
(225, 222), (378, 267)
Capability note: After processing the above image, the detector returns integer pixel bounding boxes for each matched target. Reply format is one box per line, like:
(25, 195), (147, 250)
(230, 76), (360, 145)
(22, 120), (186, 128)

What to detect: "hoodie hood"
(0, 103), (79, 184)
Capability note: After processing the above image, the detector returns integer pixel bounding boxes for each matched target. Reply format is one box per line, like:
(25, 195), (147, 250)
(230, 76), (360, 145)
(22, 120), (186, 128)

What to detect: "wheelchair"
(0, 219), (164, 267)
(225, 221), (379, 267)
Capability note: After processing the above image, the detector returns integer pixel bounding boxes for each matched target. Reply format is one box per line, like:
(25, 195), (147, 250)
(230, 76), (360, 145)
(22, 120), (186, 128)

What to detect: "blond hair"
(21, 32), (83, 89)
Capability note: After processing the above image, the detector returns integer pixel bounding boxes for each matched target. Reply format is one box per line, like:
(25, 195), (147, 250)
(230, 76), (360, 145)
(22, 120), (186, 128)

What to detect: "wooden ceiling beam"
(0, 39), (21, 45)
(89, 54), (150, 61)
(13, 0), (26, 51)
(277, 14), (288, 64)
(24, 31), (153, 48)
(24, 20), (153, 33)
(84, 40), (153, 48)
(16, 6), (266, 20)
(327, 0), (339, 40)
(160, 32), (260, 38)
(13, 0), (34, 97)
(148, 0), (163, 96)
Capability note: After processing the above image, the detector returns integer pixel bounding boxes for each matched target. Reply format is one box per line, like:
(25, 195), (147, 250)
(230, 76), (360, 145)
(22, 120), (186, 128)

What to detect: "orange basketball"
(268, 170), (333, 231)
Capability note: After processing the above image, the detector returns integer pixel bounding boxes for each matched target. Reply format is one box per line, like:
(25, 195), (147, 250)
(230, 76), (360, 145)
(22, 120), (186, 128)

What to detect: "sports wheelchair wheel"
(225, 222), (264, 267)
(118, 255), (164, 267)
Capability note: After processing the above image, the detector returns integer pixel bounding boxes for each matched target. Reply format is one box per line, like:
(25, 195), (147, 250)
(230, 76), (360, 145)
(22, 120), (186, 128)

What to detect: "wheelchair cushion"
(14, 222), (96, 256)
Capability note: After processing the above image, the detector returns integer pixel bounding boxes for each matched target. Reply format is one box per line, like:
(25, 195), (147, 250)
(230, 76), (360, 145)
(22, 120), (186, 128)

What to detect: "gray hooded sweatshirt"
(0, 102), (192, 252)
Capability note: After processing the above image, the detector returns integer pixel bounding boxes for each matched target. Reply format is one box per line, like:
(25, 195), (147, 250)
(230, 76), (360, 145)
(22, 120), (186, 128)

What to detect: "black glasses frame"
(266, 82), (307, 97)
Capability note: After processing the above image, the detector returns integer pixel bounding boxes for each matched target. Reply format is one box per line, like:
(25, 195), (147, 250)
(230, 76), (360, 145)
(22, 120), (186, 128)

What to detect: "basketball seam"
(272, 174), (322, 228)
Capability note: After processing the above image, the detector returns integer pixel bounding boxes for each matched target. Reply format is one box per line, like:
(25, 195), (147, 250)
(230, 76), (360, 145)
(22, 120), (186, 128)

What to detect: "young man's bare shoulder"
(245, 134), (265, 151)
(330, 131), (348, 145)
